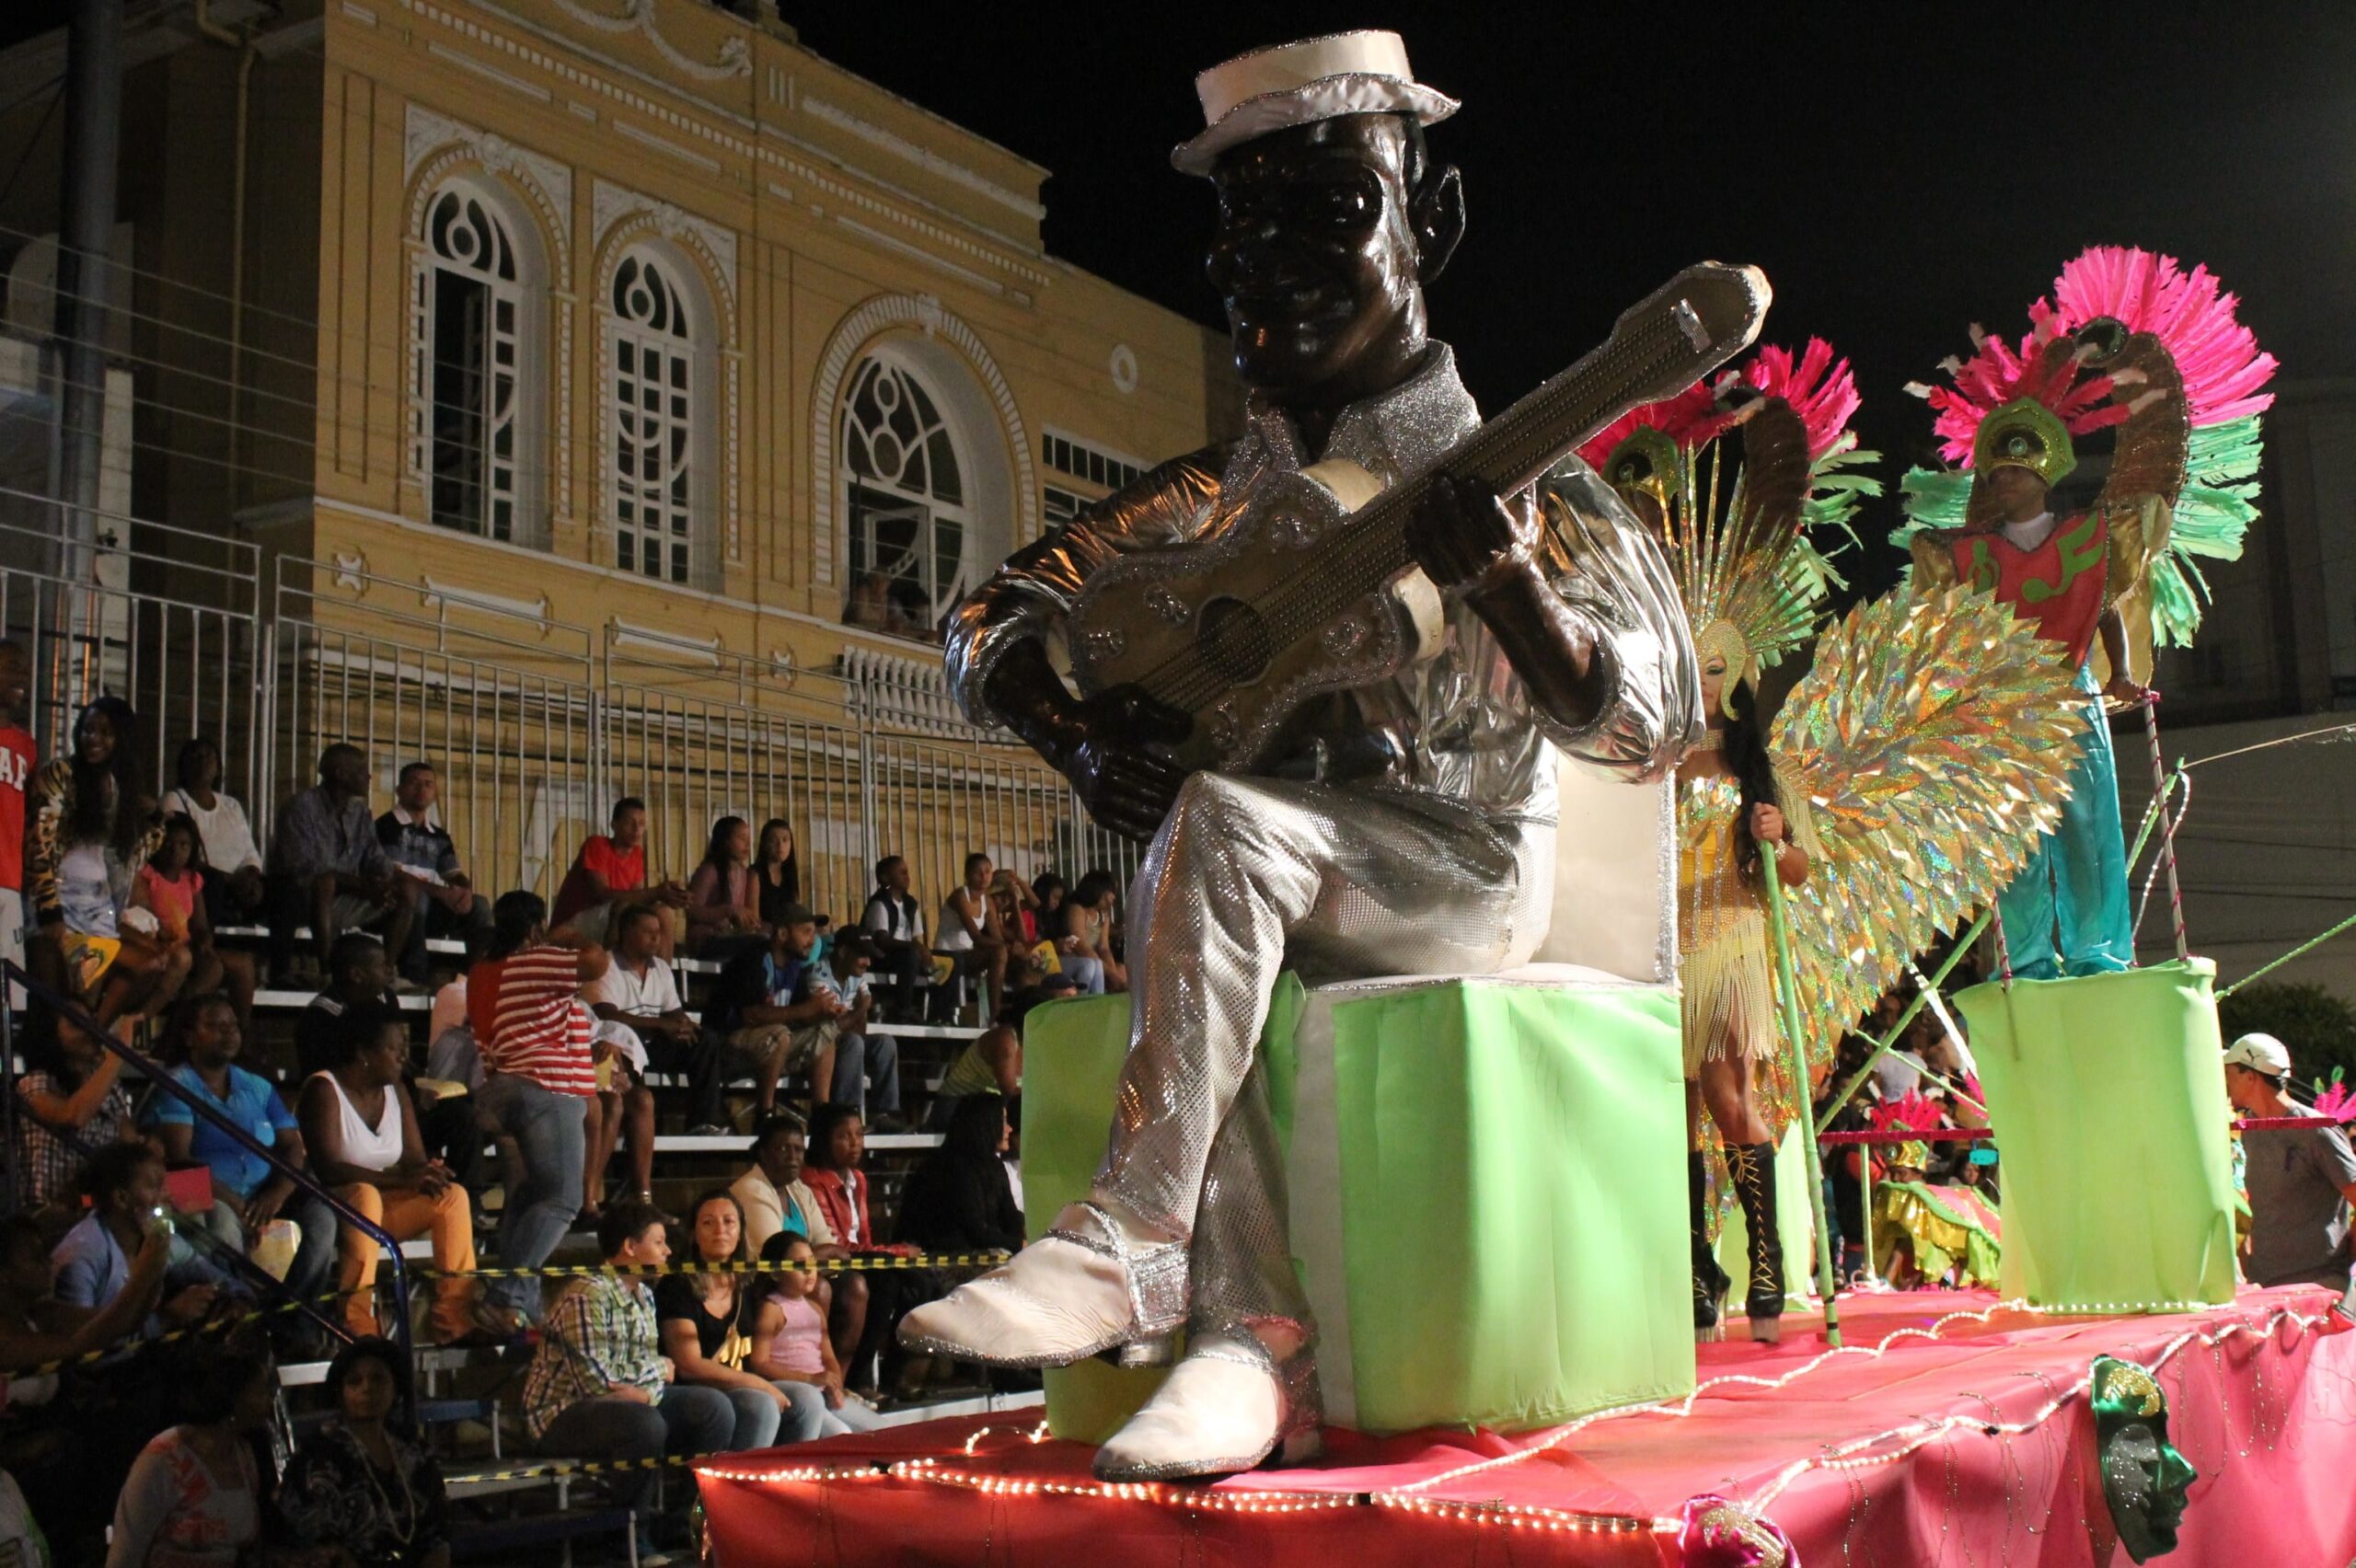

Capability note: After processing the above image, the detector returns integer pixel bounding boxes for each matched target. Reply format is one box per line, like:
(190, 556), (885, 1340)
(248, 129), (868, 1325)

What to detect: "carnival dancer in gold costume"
(1584, 342), (1860, 1341)
(1588, 341), (2088, 1340)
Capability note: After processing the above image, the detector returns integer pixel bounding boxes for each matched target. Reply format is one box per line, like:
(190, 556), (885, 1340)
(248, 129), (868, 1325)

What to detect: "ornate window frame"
(810, 294), (1036, 597)
(591, 182), (742, 577)
(836, 346), (981, 634)
(402, 106), (572, 545)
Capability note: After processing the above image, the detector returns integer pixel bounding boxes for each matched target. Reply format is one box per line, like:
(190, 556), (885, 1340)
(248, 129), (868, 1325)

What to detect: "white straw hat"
(1172, 30), (1459, 177)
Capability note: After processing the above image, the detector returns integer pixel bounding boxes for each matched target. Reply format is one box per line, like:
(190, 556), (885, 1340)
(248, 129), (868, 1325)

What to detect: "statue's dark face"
(1205, 116), (1458, 402)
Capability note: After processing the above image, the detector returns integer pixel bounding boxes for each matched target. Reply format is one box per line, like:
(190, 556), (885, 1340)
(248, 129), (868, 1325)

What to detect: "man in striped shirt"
(471, 890), (610, 1320)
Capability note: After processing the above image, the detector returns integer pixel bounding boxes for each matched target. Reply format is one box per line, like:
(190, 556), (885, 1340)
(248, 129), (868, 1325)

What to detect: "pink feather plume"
(1918, 327), (2119, 468)
(1574, 339), (1864, 469)
(2048, 245), (2278, 426)
(1869, 1089), (1946, 1136)
(1736, 338), (1863, 462)
(1574, 380), (1727, 472)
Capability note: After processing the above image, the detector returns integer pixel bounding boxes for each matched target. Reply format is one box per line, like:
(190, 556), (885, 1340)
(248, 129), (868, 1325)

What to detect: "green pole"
(1816, 910), (1991, 1129)
(1759, 851), (1842, 1349)
(2126, 764), (2186, 867)
(1857, 1148), (1874, 1284)
(2217, 905), (2356, 999)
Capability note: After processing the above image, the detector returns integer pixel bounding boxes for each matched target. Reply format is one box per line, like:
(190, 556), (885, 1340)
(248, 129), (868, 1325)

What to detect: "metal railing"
(261, 550), (1146, 911)
(0, 567), (266, 813)
(0, 506), (1141, 922)
(0, 962), (411, 1363)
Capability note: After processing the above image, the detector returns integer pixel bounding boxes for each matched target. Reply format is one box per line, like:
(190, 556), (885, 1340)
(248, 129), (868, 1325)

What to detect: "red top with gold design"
(1947, 513), (2108, 665)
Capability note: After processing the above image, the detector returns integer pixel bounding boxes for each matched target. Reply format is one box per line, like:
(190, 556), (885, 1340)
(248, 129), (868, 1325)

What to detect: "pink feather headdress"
(1913, 247), (2277, 468)
(1576, 339), (1863, 469)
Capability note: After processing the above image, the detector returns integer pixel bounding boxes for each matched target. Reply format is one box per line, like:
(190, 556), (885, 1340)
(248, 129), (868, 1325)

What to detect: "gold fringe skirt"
(1680, 911), (1776, 1076)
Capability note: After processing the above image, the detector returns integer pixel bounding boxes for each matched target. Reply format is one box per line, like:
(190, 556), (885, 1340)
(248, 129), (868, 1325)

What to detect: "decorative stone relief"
(550, 0), (751, 80)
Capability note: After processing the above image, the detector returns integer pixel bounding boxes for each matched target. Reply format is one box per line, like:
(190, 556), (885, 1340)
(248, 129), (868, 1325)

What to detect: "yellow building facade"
(0, 0), (1233, 918)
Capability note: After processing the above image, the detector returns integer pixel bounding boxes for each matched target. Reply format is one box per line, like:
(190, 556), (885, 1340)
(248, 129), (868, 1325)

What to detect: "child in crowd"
(131, 817), (254, 1040)
(749, 1232), (885, 1435)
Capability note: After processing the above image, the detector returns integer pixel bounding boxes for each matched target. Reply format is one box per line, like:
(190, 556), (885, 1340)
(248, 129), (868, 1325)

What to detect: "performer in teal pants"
(1999, 662), (2132, 978)
(1900, 248), (2280, 982)
(1906, 360), (2165, 981)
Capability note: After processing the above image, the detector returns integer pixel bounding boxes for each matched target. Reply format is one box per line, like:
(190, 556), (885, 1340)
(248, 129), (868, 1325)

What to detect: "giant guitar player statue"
(902, 31), (1701, 1482)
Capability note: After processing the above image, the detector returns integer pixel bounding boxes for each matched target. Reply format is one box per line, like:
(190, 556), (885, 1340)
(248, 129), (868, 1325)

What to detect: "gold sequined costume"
(1676, 771), (1821, 1074)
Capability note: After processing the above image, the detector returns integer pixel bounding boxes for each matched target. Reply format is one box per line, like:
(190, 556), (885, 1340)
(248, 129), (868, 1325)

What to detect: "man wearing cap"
(2223, 1032), (2356, 1291)
(912, 31), (1696, 1479)
(700, 903), (847, 1133)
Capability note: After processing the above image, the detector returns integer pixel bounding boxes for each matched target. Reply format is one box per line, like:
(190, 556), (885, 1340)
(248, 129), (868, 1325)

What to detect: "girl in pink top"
(684, 815), (764, 958)
(751, 1233), (884, 1435)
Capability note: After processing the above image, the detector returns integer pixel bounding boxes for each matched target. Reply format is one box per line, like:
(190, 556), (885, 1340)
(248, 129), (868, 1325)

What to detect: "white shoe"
(1091, 1331), (1322, 1483)
(896, 1201), (1188, 1369)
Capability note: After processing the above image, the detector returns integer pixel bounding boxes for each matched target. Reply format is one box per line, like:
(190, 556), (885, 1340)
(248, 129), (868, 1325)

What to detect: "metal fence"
(0, 503), (266, 817)
(0, 513), (1141, 928)
(260, 554), (1138, 921)
(268, 582), (600, 903)
(602, 643), (872, 922)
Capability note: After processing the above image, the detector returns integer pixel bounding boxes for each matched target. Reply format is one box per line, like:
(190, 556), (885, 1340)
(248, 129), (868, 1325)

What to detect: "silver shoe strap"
(1188, 1331), (1323, 1436)
(1045, 1201), (1190, 1339)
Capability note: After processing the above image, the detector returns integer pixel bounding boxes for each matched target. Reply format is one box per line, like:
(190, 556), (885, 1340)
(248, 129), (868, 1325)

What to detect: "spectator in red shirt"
(470, 890), (610, 1321)
(552, 798), (687, 952)
(0, 641), (31, 1007)
(802, 1101), (914, 1385)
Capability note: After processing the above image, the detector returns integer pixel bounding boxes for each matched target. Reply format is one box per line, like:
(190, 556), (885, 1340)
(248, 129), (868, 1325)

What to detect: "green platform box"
(1022, 971), (1696, 1439)
(1954, 960), (2237, 1310)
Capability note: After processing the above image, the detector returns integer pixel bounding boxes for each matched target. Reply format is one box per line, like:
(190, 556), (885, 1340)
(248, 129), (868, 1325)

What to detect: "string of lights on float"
(691, 1293), (2348, 1544)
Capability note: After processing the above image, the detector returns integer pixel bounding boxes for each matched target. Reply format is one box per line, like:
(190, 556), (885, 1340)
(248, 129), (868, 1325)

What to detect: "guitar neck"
(1264, 304), (1704, 651)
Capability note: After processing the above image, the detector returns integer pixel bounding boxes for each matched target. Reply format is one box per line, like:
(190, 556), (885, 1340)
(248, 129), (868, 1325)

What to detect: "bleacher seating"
(18, 819), (1041, 1567)
(174, 924), (1006, 1562)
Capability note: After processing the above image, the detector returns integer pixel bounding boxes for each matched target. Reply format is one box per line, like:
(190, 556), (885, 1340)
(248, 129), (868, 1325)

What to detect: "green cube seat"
(1955, 959), (2237, 1311)
(1022, 967), (1698, 1439)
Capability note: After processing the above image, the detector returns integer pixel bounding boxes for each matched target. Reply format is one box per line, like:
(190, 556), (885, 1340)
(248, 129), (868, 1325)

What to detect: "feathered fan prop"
(1747, 584), (2086, 1135)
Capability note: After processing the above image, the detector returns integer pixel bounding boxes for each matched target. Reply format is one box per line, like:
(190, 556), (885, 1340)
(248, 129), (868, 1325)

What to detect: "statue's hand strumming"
(985, 640), (1194, 843)
(1054, 686), (1195, 844)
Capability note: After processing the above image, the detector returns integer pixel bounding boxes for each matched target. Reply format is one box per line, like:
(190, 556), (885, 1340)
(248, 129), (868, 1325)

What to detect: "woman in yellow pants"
(298, 1004), (514, 1342)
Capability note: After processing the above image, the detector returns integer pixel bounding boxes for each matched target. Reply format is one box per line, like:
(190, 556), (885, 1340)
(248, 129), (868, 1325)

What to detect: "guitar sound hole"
(1196, 595), (1275, 685)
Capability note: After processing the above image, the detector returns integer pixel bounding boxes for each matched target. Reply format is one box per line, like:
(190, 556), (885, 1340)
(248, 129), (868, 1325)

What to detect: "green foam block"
(1022, 974), (1696, 1438)
(1956, 960), (2237, 1310)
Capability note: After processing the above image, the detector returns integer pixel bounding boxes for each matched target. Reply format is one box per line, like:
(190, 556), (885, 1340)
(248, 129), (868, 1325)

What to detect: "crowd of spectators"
(0, 656), (2348, 1562)
(0, 655), (1099, 1562)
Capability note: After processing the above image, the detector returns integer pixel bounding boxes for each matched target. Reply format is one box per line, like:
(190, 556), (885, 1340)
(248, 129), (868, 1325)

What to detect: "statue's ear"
(1410, 164), (1464, 284)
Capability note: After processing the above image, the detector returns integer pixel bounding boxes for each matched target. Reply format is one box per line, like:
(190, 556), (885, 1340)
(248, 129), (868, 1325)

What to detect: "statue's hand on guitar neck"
(985, 640), (1195, 843)
(1403, 472), (1535, 593)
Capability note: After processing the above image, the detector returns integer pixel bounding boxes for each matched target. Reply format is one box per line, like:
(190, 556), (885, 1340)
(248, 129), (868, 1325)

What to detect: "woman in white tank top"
(294, 1007), (507, 1343)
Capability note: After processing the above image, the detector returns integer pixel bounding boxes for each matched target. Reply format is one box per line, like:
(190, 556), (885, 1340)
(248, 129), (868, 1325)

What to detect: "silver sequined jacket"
(944, 344), (1700, 827)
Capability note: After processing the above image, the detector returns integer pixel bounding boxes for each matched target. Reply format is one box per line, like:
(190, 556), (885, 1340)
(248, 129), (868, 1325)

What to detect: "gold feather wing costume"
(1764, 584), (2087, 1120)
(1581, 341), (2089, 1138)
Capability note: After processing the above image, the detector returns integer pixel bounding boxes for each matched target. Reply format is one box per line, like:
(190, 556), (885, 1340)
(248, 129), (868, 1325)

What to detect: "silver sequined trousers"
(1095, 773), (1551, 1343)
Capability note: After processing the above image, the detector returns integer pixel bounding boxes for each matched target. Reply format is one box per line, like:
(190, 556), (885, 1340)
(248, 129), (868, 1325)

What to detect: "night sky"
(793, 3), (2356, 588)
(7, 4), (2352, 587)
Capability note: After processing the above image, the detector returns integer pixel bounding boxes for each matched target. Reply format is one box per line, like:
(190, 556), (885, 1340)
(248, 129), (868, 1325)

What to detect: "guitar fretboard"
(1149, 305), (1703, 713)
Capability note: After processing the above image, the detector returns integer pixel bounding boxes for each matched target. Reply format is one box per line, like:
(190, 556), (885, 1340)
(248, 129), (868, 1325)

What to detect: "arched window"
(838, 351), (972, 640)
(606, 248), (703, 585)
(418, 181), (539, 545)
